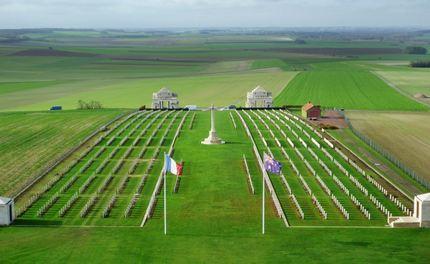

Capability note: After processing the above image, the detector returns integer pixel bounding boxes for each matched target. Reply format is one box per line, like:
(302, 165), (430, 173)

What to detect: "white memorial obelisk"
(201, 104), (225, 145)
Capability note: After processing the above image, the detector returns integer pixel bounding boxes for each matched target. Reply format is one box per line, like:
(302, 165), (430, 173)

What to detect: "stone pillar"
(201, 104), (225, 145)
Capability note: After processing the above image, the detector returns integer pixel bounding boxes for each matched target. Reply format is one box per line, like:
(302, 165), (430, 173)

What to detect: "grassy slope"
(0, 109), (123, 196)
(274, 62), (427, 110)
(346, 111), (430, 182)
(1, 70), (296, 111)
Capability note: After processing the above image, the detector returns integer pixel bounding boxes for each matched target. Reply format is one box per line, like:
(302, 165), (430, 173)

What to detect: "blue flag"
(263, 153), (282, 174)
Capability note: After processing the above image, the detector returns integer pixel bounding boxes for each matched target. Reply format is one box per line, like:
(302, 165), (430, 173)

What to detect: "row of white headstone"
(262, 110), (356, 220)
(37, 192), (60, 217)
(237, 110), (287, 222)
(103, 111), (173, 220)
(389, 194), (411, 216)
(135, 175), (148, 195)
(229, 112), (237, 129)
(79, 174), (96, 194)
(276, 110), (377, 220)
(350, 193), (371, 219)
(255, 110), (330, 219)
(102, 194), (117, 218)
(59, 192), (79, 217)
(60, 174), (79, 194)
(290, 194), (305, 219)
(106, 111), (145, 146)
(242, 154), (255, 195)
(97, 174), (113, 195)
(250, 110), (314, 220)
(312, 194), (328, 220)
(370, 194), (392, 217)
(117, 176), (130, 194)
(80, 195), (97, 218)
(143, 111), (190, 224)
(124, 194), (139, 218)
(331, 193), (350, 220)
(40, 111), (149, 218)
(189, 113), (196, 130)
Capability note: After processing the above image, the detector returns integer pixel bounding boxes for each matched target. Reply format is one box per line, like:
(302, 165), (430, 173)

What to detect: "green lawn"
(0, 226), (428, 263)
(0, 109), (124, 196)
(274, 62), (427, 110)
(375, 69), (430, 105)
(1, 70), (296, 111)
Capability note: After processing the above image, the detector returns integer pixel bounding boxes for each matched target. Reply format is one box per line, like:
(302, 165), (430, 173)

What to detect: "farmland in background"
(346, 111), (430, 183)
(0, 70), (295, 111)
(1, 29), (430, 112)
(273, 62), (428, 110)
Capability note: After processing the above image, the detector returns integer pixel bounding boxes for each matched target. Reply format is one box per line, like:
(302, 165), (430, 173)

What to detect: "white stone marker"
(201, 104), (225, 145)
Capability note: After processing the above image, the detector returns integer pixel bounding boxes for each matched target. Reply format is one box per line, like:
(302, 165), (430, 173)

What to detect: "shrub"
(77, 100), (103, 109)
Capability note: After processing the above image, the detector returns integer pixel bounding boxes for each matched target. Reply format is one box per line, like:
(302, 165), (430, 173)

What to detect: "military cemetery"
(1, 2), (430, 262)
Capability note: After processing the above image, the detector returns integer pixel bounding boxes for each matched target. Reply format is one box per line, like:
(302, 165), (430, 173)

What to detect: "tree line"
(77, 100), (103, 109)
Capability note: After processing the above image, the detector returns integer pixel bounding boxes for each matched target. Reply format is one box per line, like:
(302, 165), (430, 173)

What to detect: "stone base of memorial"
(201, 131), (225, 145)
(201, 104), (225, 145)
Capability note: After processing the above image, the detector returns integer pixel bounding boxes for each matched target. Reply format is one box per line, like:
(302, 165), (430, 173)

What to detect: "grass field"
(0, 109), (123, 196)
(375, 69), (430, 105)
(0, 226), (429, 263)
(346, 111), (430, 183)
(0, 70), (295, 111)
(273, 62), (428, 111)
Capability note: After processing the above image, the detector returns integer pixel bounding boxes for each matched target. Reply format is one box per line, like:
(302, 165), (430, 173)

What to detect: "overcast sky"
(1, 0), (429, 29)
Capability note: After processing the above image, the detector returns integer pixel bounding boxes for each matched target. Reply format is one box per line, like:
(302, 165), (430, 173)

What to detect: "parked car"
(49, 105), (62, 111)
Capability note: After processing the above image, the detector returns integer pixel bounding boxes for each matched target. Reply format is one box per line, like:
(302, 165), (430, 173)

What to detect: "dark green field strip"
(273, 62), (427, 111)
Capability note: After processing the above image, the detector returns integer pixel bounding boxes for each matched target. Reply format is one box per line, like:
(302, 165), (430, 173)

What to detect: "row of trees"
(410, 61), (430, 68)
(405, 46), (427, 54)
(77, 100), (103, 109)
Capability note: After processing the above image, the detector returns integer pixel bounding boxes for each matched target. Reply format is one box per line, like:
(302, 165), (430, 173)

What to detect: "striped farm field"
(274, 62), (427, 111)
(0, 109), (124, 196)
(15, 109), (413, 228)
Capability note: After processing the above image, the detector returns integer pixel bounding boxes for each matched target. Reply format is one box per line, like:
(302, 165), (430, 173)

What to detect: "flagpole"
(262, 168), (265, 235)
(164, 153), (167, 235)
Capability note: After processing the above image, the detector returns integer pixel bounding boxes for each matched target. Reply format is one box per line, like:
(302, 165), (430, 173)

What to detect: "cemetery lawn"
(0, 109), (124, 196)
(4, 111), (429, 262)
(0, 226), (429, 263)
(273, 62), (428, 111)
(346, 111), (430, 183)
